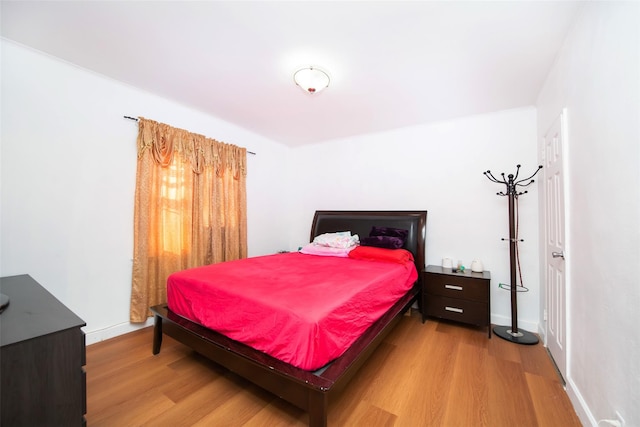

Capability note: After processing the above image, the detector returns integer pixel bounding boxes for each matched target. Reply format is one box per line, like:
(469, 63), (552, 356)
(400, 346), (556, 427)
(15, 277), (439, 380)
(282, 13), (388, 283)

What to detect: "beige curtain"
(130, 118), (247, 322)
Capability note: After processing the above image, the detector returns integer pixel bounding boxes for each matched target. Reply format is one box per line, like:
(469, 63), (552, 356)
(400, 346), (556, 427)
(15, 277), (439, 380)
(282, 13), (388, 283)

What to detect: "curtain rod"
(123, 116), (256, 155)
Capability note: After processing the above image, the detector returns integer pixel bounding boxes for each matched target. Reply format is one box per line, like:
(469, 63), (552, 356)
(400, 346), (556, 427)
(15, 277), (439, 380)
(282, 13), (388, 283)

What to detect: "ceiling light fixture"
(293, 66), (330, 95)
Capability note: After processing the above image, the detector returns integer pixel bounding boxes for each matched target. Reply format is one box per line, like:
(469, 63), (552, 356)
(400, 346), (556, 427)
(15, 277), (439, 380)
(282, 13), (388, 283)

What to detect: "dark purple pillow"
(370, 226), (409, 241)
(361, 236), (404, 249)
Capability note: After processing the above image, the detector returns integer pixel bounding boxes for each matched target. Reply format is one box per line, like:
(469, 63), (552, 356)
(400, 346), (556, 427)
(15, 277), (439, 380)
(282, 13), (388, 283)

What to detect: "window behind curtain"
(130, 118), (247, 323)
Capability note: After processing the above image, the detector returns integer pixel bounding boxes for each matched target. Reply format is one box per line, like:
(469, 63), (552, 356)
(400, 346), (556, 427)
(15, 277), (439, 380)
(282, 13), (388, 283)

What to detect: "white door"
(544, 110), (567, 380)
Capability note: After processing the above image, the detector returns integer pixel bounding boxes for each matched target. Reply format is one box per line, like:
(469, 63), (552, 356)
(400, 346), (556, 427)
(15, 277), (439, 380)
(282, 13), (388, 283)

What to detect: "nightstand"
(422, 265), (491, 337)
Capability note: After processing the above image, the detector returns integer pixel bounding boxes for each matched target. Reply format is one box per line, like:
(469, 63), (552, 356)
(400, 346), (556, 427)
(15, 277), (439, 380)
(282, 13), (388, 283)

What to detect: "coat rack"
(484, 164), (542, 345)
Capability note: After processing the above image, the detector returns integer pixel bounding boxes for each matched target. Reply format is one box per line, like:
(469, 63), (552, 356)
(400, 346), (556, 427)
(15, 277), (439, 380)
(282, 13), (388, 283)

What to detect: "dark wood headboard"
(310, 210), (428, 273)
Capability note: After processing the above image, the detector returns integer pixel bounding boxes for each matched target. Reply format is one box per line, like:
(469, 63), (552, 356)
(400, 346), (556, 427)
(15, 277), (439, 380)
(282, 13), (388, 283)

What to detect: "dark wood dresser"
(422, 265), (491, 337)
(0, 274), (86, 426)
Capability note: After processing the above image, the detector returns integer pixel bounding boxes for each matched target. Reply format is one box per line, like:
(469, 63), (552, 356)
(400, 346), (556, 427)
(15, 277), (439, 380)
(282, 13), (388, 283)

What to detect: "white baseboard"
(537, 323), (547, 344)
(84, 318), (154, 346)
(566, 376), (596, 426)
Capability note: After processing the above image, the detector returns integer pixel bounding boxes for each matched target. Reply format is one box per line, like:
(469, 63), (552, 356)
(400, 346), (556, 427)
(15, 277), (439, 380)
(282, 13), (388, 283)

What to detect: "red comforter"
(167, 250), (417, 370)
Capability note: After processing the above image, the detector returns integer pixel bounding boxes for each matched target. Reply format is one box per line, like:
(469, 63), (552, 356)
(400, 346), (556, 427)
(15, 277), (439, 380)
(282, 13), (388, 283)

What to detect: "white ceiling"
(1, 1), (582, 147)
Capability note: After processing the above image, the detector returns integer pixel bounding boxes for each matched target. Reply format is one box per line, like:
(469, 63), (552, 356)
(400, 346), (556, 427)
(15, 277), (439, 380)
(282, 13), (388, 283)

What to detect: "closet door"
(544, 109), (567, 381)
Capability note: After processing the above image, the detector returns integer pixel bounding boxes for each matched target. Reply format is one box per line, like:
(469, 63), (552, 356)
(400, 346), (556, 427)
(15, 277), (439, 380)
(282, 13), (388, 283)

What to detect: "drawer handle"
(445, 284), (463, 291)
(445, 306), (464, 314)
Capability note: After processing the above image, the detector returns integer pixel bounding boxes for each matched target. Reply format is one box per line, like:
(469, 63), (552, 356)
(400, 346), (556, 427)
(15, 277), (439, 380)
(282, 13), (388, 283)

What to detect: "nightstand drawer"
(425, 274), (488, 302)
(425, 295), (488, 326)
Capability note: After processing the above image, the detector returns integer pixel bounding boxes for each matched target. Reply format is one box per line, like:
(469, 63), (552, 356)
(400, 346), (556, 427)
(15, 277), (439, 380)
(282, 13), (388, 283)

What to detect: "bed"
(150, 210), (427, 426)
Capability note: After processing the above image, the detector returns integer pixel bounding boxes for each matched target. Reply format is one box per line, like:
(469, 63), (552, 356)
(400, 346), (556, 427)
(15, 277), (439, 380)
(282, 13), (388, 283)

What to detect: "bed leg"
(308, 392), (328, 427)
(152, 314), (163, 355)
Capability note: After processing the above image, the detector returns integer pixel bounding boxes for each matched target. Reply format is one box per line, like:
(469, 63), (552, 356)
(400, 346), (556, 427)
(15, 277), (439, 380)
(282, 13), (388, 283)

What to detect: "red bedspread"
(167, 251), (417, 370)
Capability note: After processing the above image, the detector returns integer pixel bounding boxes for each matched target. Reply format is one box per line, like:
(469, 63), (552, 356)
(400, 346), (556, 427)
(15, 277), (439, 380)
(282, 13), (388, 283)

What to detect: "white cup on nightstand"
(442, 258), (453, 269)
(471, 259), (484, 272)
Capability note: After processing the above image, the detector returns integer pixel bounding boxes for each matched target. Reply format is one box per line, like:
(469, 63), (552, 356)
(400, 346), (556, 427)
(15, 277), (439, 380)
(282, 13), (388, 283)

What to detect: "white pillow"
(312, 232), (360, 249)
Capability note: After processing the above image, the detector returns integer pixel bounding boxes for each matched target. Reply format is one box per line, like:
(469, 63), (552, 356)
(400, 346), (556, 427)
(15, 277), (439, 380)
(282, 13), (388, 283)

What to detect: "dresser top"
(0, 274), (85, 347)
(425, 264), (491, 279)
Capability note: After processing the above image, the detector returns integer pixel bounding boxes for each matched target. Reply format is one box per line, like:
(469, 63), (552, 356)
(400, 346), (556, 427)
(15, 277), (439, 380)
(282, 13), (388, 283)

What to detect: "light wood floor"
(86, 312), (581, 426)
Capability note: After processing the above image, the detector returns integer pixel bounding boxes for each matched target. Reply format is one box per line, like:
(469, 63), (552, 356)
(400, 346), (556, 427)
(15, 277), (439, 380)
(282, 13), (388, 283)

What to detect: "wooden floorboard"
(85, 312), (582, 426)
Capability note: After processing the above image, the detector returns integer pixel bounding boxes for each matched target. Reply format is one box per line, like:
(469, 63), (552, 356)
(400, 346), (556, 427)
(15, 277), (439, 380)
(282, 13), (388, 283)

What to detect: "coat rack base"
(493, 325), (539, 345)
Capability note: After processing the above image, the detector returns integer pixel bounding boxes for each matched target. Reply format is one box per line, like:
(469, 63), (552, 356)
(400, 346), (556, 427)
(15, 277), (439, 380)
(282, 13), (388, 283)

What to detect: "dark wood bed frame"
(150, 210), (427, 426)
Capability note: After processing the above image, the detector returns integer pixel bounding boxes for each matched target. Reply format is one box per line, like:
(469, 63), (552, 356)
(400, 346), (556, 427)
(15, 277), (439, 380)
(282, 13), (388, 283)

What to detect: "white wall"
(288, 108), (541, 330)
(536, 2), (640, 426)
(0, 40), (291, 344)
